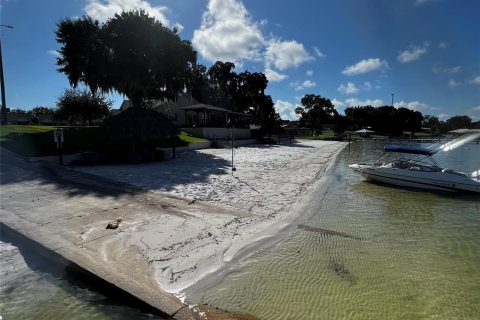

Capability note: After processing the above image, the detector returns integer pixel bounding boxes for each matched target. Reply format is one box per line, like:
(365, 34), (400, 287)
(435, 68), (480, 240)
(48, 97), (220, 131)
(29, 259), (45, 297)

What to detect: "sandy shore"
(77, 140), (346, 294)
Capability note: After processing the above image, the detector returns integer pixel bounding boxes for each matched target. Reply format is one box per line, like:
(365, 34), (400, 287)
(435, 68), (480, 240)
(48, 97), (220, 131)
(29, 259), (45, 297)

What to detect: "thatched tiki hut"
(101, 108), (180, 162)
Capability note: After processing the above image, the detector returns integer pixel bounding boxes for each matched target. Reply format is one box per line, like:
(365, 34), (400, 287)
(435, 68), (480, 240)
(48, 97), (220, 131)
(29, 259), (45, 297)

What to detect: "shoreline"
(183, 141), (346, 301)
(77, 140), (347, 295)
(1, 140), (346, 318)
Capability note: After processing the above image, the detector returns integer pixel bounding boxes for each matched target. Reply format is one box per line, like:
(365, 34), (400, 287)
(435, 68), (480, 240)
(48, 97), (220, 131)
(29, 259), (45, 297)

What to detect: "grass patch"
(0, 125), (106, 157)
(0, 125), (206, 157)
(297, 129), (336, 140)
(178, 131), (207, 143)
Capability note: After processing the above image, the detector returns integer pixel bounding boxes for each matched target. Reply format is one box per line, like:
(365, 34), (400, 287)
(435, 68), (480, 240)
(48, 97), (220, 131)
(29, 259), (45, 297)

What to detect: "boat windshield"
(384, 145), (436, 156)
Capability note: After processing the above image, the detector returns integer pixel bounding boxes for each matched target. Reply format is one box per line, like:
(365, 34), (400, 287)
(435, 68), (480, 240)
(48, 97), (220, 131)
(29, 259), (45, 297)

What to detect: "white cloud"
(469, 75), (480, 85)
(362, 81), (372, 91)
(274, 100), (299, 120)
(337, 82), (359, 94)
(302, 80), (316, 88)
(394, 100), (427, 111)
(433, 65), (461, 74)
(173, 23), (184, 33)
(291, 80), (317, 91)
(472, 106), (480, 112)
(438, 41), (448, 49)
(342, 58), (389, 76)
(47, 50), (61, 58)
(397, 43), (429, 63)
(84, 0), (170, 25)
(415, 0), (442, 5)
(437, 113), (449, 120)
(331, 98), (345, 109)
(306, 70), (313, 76)
(345, 98), (384, 107)
(448, 79), (461, 87)
(265, 39), (313, 70)
(313, 47), (326, 58)
(192, 0), (264, 63)
(265, 68), (288, 82)
(193, 0), (313, 73)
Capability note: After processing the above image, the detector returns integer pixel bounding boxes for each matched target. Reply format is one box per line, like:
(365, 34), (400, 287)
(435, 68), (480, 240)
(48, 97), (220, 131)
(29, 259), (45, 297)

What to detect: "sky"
(1, 0), (479, 121)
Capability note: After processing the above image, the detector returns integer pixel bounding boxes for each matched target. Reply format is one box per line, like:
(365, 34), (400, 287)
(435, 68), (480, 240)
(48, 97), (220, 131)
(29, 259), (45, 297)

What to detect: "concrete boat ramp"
(0, 148), (245, 319)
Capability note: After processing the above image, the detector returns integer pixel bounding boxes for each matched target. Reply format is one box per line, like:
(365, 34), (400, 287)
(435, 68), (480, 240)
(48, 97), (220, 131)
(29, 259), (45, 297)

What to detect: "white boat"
(350, 144), (480, 193)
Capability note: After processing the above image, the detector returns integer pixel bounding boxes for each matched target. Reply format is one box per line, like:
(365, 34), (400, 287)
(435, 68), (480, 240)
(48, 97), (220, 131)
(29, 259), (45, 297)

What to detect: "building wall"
(183, 127), (251, 140)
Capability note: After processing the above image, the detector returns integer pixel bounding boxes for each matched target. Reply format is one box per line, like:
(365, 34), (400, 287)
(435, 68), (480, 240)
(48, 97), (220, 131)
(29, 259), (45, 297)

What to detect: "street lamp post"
(0, 24), (13, 125)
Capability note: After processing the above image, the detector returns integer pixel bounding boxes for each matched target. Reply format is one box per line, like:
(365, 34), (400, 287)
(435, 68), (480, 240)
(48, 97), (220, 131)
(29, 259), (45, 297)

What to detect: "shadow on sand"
(0, 147), (231, 199)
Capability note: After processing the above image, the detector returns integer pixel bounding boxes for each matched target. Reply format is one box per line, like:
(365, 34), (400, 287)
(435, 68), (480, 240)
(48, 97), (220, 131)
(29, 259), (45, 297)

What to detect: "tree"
(56, 16), (106, 95)
(31, 106), (55, 116)
(9, 108), (30, 115)
(55, 89), (111, 125)
(186, 62), (276, 129)
(446, 115), (473, 130)
(295, 94), (337, 135)
(205, 61), (236, 108)
(30, 106), (55, 124)
(56, 10), (197, 107)
(345, 105), (375, 129)
(186, 64), (209, 103)
(102, 11), (196, 106)
(422, 115), (442, 135)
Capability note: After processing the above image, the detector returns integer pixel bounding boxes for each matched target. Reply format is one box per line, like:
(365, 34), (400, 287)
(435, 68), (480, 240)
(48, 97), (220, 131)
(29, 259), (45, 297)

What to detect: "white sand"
(77, 140), (346, 293)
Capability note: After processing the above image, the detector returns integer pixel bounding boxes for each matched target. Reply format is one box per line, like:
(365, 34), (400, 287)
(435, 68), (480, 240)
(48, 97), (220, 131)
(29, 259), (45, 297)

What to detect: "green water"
(0, 236), (165, 320)
(187, 141), (480, 319)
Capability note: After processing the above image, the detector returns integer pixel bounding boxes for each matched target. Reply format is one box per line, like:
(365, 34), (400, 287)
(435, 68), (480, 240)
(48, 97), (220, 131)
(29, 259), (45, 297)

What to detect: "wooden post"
(54, 129), (64, 165)
(59, 142), (63, 165)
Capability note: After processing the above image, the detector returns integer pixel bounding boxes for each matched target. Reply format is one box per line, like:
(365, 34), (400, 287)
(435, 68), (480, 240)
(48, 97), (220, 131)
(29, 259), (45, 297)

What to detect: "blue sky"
(1, 0), (479, 121)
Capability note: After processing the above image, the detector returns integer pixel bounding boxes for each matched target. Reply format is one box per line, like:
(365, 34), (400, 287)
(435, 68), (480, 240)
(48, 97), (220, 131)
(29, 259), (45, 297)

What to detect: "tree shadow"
(0, 127), (106, 157)
(75, 149), (232, 195)
(238, 140), (316, 149)
(1, 147), (230, 199)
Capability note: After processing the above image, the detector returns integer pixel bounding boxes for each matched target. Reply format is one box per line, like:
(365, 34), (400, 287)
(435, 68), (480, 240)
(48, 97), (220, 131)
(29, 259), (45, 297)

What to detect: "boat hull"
(350, 164), (480, 193)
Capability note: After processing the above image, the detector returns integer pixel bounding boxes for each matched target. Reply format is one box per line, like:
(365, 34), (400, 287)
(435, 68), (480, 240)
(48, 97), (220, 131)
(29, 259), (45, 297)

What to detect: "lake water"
(0, 232), (166, 319)
(1, 140), (479, 319)
(185, 140), (480, 319)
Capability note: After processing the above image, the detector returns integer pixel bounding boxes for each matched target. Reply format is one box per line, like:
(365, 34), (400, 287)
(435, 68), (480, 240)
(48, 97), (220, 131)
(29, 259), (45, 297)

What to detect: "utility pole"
(0, 24), (13, 125)
(391, 93), (395, 107)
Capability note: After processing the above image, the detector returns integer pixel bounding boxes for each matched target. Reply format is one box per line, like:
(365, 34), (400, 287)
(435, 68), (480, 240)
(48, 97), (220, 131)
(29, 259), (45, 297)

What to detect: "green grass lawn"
(0, 125), (206, 157)
(297, 129), (337, 140)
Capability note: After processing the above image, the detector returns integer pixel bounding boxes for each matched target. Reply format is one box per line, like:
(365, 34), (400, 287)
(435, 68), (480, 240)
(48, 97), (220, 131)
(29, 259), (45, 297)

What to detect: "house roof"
(179, 104), (231, 112)
(179, 104), (251, 117)
(119, 93), (200, 111)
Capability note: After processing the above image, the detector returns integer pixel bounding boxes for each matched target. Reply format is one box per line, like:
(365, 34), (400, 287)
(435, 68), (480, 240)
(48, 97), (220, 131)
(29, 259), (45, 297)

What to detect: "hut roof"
(101, 107), (179, 141)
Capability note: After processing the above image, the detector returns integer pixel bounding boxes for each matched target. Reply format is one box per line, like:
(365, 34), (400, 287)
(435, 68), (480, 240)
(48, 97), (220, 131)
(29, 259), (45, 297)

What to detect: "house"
(7, 112), (30, 125)
(119, 94), (252, 140)
(119, 94), (197, 126)
(37, 114), (54, 125)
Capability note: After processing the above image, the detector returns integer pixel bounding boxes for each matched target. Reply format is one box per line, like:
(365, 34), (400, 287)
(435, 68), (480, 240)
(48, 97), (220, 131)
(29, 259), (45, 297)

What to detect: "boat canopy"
(384, 145), (436, 156)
